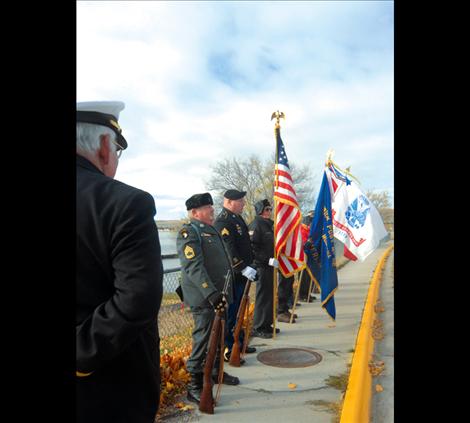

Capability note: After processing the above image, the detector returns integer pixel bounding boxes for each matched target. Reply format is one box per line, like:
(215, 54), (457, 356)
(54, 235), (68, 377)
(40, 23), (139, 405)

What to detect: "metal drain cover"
(257, 348), (322, 368)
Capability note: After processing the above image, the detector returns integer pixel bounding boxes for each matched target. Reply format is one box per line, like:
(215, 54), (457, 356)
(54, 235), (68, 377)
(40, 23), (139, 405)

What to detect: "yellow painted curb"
(339, 244), (393, 423)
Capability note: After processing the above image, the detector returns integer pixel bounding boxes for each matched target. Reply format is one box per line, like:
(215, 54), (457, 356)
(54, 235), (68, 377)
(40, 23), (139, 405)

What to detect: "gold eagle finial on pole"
(271, 110), (285, 128)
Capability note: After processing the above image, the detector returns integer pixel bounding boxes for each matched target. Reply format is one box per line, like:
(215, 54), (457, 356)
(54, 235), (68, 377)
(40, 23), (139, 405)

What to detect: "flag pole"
(290, 269), (303, 324)
(307, 272), (314, 301)
(271, 110), (284, 340)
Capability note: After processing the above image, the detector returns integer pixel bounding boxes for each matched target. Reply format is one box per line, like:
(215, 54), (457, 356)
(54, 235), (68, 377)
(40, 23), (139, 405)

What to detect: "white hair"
(76, 122), (117, 155)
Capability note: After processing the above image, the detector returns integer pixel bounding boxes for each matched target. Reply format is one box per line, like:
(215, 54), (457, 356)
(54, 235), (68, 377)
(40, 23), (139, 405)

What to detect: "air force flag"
(326, 163), (387, 262)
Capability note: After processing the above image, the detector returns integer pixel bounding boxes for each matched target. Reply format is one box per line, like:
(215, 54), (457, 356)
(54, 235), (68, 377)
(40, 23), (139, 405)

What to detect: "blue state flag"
(304, 171), (339, 321)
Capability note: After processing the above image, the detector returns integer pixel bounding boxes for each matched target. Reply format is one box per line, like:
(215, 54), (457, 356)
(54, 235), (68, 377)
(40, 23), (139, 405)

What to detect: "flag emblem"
(345, 195), (371, 229)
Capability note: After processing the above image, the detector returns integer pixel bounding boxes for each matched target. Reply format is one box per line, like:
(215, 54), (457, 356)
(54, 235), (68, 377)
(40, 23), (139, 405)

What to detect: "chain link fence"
(159, 265), (194, 338)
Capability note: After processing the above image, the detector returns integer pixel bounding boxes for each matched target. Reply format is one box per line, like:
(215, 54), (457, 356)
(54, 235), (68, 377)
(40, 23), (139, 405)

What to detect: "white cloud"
(78, 1), (394, 218)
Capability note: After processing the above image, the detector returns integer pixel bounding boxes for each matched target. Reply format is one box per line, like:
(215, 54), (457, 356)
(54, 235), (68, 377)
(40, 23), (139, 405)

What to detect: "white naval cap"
(76, 101), (127, 149)
(77, 101), (125, 119)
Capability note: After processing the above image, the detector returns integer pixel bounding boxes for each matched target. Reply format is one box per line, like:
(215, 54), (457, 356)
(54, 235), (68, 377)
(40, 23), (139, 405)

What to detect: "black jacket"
(76, 155), (163, 423)
(248, 216), (274, 267)
(214, 207), (254, 273)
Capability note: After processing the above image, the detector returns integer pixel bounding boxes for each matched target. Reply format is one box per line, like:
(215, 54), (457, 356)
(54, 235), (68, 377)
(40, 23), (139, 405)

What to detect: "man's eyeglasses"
(110, 139), (123, 158)
(264, 207), (272, 211)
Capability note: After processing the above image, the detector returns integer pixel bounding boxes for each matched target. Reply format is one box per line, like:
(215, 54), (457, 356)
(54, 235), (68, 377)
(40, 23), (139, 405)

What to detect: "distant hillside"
(155, 219), (187, 231)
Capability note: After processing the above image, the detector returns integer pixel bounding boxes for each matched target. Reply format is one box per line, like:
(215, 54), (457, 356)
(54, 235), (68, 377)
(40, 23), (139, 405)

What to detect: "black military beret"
(255, 199), (271, 215)
(185, 192), (213, 210)
(224, 189), (247, 200)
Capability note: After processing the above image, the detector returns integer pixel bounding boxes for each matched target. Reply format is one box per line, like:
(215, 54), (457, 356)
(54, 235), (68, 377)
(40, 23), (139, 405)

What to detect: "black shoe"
(245, 346), (256, 353)
(277, 312), (295, 323)
(186, 373), (203, 404)
(252, 329), (273, 339)
(270, 327), (280, 334)
(223, 349), (245, 365)
(212, 371), (240, 385)
(187, 389), (201, 404)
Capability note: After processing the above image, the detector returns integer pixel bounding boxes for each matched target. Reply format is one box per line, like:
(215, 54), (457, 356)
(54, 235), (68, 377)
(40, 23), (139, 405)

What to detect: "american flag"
(273, 127), (306, 277)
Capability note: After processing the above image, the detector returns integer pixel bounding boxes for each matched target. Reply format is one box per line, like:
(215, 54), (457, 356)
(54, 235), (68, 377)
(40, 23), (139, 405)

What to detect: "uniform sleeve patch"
(221, 227), (230, 236)
(180, 229), (189, 238)
(184, 245), (195, 259)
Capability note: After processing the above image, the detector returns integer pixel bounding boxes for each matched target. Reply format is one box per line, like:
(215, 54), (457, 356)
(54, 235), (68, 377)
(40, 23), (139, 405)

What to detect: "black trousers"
(225, 272), (246, 352)
(299, 269), (312, 299)
(277, 273), (294, 314)
(253, 265), (274, 331)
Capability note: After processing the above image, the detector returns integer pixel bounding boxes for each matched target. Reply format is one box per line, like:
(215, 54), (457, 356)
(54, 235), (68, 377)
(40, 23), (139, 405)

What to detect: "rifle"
(199, 270), (231, 414)
(241, 292), (253, 357)
(229, 277), (253, 367)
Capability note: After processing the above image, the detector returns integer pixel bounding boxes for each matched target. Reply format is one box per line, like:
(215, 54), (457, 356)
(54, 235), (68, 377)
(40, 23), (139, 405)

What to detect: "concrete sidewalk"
(163, 242), (393, 422)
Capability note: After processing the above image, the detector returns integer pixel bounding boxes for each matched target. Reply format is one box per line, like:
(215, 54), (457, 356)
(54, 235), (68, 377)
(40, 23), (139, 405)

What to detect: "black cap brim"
(77, 111), (128, 150)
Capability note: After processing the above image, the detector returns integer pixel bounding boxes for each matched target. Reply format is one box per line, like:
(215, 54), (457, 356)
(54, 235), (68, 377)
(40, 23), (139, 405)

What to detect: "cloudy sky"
(77, 1), (394, 220)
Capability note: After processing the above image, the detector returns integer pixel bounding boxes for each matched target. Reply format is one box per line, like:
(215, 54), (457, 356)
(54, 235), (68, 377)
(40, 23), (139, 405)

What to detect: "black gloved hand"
(208, 292), (227, 312)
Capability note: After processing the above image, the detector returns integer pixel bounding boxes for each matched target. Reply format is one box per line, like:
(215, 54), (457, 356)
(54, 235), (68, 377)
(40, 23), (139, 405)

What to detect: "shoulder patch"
(221, 227), (230, 236)
(180, 228), (189, 239)
(184, 245), (195, 259)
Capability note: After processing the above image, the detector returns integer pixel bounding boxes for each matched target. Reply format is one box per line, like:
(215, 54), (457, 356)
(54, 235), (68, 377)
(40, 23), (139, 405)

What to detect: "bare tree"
(206, 154), (316, 223)
(365, 189), (393, 229)
(365, 190), (391, 210)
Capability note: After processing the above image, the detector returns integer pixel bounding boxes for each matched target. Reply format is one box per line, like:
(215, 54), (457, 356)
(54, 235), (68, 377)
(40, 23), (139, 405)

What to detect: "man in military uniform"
(214, 189), (257, 361)
(248, 199), (280, 338)
(299, 210), (318, 302)
(76, 101), (163, 423)
(176, 192), (240, 405)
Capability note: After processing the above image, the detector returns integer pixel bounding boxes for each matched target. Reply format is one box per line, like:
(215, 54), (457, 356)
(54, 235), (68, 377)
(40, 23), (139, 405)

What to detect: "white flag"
(325, 163), (388, 262)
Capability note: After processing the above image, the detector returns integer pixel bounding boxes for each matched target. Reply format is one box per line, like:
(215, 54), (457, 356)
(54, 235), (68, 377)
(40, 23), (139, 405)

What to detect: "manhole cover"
(257, 348), (322, 368)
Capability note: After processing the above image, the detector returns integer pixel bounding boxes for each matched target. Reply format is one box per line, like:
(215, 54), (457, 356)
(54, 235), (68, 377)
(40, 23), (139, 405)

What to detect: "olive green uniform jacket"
(176, 219), (234, 307)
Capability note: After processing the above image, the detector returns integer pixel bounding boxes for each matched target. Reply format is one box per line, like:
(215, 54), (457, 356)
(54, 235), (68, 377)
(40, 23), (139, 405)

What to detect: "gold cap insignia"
(109, 119), (122, 132)
(184, 245), (195, 259)
(221, 228), (229, 236)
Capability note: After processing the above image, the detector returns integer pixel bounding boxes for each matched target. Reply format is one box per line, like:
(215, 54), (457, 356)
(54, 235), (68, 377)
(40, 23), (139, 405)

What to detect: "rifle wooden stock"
(241, 294), (252, 356)
(199, 309), (224, 414)
(229, 279), (252, 367)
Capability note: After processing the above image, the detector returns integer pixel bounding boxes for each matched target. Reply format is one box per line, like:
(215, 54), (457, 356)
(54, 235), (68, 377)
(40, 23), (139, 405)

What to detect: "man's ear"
(97, 134), (111, 166)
